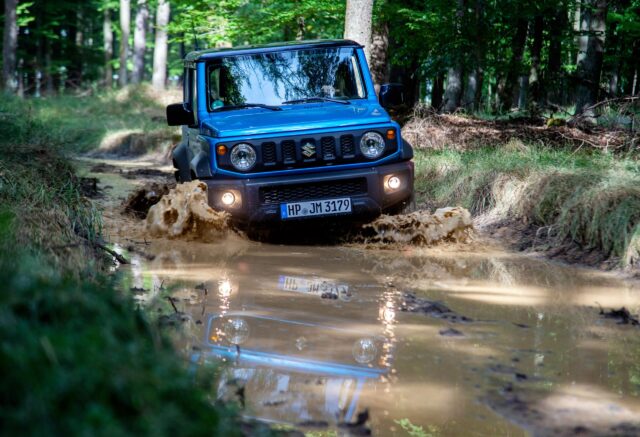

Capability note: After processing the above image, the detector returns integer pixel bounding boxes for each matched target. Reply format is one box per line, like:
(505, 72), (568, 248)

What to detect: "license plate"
(280, 197), (352, 219)
(278, 275), (350, 298)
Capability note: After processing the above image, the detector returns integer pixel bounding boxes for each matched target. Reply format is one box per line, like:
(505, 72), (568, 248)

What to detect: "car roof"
(184, 39), (362, 62)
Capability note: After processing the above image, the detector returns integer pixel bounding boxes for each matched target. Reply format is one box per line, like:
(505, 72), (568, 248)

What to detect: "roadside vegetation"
(0, 94), (263, 436)
(410, 116), (640, 269)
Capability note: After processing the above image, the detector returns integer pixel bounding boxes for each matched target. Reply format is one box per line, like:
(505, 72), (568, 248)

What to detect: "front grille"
(340, 135), (356, 158)
(262, 142), (276, 166)
(216, 129), (396, 173)
(260, 178), (368, 204)
(321, 137), (336, 160)
(282, 140), (296, 163)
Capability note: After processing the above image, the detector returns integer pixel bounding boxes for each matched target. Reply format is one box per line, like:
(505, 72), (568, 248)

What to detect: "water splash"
(146, 181), (231, 239)
(364, 207), (473, 245)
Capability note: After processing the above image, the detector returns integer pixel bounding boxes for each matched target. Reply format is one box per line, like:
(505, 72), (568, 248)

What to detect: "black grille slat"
(262, 142), (277, 166)
(321, 137), (336, 160)
(217, 129), (394, 173)
(281, 140), (296, 164)
(260, 178), (367, 204)
(340, 135), (355, 158)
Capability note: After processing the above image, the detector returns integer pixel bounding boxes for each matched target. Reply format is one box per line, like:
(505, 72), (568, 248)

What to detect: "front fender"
(172, 142), (192, 182)
(191, 151), (213, 178)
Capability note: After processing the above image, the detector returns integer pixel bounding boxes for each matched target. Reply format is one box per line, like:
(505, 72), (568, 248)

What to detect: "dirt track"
(82, 156), (640, 436)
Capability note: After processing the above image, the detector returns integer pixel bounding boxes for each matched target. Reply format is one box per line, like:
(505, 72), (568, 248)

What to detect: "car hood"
(201, 102), (391, 138)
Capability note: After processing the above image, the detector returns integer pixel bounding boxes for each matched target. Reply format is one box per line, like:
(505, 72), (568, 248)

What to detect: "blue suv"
(167, 39), (414, 224)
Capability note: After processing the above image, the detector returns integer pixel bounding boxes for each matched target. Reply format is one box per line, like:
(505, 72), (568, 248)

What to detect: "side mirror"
(166, 103), (195, 126)
(379, 83), (404, 110)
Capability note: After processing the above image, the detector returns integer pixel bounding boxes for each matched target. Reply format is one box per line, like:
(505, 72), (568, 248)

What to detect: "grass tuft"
(414, 146), (640, 268)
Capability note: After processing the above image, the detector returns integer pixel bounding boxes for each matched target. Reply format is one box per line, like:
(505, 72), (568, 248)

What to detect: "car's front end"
(169, 40), (413, 225)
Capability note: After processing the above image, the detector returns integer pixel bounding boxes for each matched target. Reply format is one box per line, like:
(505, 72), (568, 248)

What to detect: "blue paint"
(174, 40), (414, 221)
(203, 313), (389, 378)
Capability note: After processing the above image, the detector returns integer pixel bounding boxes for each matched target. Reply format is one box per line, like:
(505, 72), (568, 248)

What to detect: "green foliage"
(0, 94), (257, 436)
(394, 418), (439, 437)
(0, 267), (242, 436)
(169, 0), (344, 49)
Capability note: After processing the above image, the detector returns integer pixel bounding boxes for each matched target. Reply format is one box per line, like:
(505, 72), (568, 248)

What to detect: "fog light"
(221, 192), (235, 206)
(387, 176), (401, 190)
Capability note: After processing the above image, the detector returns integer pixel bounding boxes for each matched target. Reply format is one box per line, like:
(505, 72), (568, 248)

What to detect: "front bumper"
(204, 160), (414, 224)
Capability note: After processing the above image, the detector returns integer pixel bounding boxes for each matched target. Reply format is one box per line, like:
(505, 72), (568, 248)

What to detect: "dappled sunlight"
(438, 282), (549, 307)
(535, 384), (640, 430)
(571, 284), (640, 309)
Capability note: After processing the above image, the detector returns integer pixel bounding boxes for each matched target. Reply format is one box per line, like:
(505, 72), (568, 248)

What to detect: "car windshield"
(207, 47), (366, 111)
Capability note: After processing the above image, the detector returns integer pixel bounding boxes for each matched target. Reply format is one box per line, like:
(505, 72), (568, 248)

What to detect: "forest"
(1, 1), (640, 436)
(2, 0), (639, 118)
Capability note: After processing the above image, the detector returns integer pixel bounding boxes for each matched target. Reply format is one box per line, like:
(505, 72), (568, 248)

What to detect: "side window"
(183, 68), (192, 110)
(209, 68), (222, 109)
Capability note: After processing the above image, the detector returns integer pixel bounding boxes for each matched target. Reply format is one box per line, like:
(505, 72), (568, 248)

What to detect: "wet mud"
(145, 181), (231, 240)
(363, 207), (473, 246)
(86, 159), (640, 436)
(123, 182), (174, 218)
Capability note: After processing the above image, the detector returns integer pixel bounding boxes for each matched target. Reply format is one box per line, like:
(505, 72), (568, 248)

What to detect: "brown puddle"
(115, 238), (640, 436)
(85, 160), (640, 436)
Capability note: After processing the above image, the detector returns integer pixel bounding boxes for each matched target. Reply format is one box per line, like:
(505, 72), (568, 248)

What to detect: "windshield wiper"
(213, 103), (282, 112)
(283, 97), (351, 105)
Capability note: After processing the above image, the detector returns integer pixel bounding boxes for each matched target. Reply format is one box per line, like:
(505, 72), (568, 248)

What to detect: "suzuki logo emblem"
(301, 142), (316, 158)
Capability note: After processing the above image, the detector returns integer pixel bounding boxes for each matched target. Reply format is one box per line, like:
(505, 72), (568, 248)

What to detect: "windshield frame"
(205, 46), (368, 113)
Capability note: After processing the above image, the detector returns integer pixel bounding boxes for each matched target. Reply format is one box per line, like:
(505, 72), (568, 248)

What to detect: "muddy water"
(83, 160), (640, 436)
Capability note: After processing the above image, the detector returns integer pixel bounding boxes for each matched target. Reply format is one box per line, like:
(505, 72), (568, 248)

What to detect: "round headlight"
(230, 143), (256, 171)
(360, 131), (386, 159)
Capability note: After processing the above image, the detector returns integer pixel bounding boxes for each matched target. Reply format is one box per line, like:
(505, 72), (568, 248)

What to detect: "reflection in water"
(208, 47), (365, 108)
(223, 318), (250, 345)
(120, 239), (640, 435)
(353, 338), (378, 364)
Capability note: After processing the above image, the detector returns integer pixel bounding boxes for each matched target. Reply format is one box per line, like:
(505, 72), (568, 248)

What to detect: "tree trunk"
(575, 0), (608, 120)
(546, 7), (566, 106)
(343, 0), (374, 62)
(296, 16), (305, 41)
(576, 1), (590, 66)
(104, 8), (114, 88)
(468, 0), (486, 112)
(528, 15), (544, 107)
(44, 37), (54, 95)
(132, 0), (149, 84)
(442, 0), (466, 113)
(498, 19), (528, 111)
(152, 0), (170, 90)
(2, 0), (18, 93)
(631, 42), (640, 96)
(119, 0), (131, 87)
(370, 22), (389, 92)
(431, 73), (444, 110)
(463, 70), (479, 111)
(442, 66), (464, 113)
